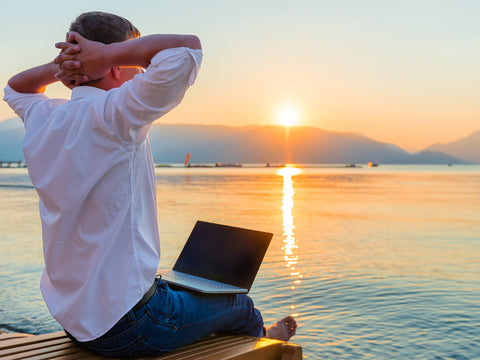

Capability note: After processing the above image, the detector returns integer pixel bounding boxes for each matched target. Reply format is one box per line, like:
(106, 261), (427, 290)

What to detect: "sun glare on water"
(277, 166), (302, 318)
(276, 104), (301, 127)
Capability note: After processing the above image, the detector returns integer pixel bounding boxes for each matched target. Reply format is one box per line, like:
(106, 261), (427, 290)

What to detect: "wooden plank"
(16, 347), (97, 360)
(279, 344), (302, 360)
(4, 341), (83, 360)
(50, 352), (106, 360)
(145, 336), (295, 360)
(188, 340), (282, 360)
(0, 338), (71, 357)
(161, 341), (264, 360)
(0, 332), (302, 360)
(0, 331), (66, 350)
(151, 336), (257, 360)
(0, 333), (33, 341)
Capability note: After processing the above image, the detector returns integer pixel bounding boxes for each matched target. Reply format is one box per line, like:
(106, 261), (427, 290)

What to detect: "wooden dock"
(0, 331), (302, 360)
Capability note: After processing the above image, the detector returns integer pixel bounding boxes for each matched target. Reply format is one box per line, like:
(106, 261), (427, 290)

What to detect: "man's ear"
(111, 67), (121, 80)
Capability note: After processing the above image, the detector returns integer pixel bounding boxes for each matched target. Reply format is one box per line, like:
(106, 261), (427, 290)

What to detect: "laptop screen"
(173, 221), (272, 289)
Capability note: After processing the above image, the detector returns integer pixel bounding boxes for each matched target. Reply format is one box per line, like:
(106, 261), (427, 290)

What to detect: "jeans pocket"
(147, 285), (183, 329)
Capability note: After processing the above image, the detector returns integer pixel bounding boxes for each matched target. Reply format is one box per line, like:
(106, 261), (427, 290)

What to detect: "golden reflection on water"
(277, 166), (302, 317)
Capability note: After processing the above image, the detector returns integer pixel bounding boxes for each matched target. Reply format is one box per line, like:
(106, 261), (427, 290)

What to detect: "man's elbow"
(187, 35), (202, 50)
(7, 78), (21, 93)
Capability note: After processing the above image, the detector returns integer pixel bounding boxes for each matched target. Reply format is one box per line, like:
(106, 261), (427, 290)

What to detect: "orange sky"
(1, 1), (479, 151)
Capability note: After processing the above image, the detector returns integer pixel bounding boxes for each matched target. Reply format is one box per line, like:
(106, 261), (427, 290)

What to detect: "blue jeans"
(67, 278), (264, 358)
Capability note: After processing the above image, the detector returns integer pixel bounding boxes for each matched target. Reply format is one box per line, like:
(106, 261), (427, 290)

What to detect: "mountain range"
(425, 130), (480, 164)
(0, 117), (478, 164)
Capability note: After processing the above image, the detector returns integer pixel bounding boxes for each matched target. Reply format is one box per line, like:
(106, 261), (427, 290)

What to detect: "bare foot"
(265, 316), (297, 341)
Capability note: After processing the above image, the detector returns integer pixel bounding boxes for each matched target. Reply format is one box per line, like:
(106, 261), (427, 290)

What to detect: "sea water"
(0, 165), (479, 359)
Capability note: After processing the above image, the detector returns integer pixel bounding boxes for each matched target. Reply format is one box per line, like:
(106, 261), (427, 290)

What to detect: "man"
(4, 12), (296, 358)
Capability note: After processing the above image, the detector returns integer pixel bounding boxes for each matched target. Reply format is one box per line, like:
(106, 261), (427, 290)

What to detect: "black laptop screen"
(173, 221), (272, 289)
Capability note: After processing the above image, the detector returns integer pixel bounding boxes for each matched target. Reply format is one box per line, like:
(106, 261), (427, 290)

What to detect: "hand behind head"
(55, 32), (110, 85)
(54, 34), (90, 87)
(54, 32), (110, 87)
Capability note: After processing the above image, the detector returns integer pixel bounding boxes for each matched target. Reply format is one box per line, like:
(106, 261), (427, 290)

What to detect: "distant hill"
(0, 118), (467, 164)
(425, 130), (480, 163)
(148, 124), (464, 164)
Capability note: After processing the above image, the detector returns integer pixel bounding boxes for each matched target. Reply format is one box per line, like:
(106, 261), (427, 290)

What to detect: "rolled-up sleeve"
(103, 47), (203, 144)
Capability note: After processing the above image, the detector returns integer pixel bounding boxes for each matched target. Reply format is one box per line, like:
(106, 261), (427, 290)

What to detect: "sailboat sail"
(184, 153), (191, 166)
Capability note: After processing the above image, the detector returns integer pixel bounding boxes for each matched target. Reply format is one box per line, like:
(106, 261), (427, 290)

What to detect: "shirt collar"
(71, 86), (106, 100)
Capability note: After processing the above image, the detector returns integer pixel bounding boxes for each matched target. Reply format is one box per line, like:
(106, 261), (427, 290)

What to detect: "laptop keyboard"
(170, 272), (228, 289)
(162, 270), (243, 291)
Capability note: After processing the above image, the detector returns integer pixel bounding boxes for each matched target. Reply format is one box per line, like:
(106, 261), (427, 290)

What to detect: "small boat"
(215, 162), (242, 168)
(0, 161), (26, 168)
(184, 153), (191, 166)
(368, 162), (379, 167)
(187, 164), (214, 168)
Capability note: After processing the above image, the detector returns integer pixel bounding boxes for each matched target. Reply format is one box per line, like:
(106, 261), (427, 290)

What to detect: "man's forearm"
(55, 33), (201, 82)
(105, 34), (202, 69)
(8, 62), (59, 94)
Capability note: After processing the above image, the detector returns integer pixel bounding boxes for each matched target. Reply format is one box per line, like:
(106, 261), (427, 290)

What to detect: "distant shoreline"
(2, 163), (480, 171)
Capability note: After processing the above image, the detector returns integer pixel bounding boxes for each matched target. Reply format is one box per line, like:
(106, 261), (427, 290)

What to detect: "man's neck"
(75, 76), (119, 91)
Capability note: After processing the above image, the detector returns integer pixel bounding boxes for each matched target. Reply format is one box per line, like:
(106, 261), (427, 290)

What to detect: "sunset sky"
(1, 1), (478, 151)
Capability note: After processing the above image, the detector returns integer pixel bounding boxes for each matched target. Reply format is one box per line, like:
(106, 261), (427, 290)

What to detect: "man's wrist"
(103, 42), (118, 69)
(47, 61), (61, 81)
(35, 62), (61, 92)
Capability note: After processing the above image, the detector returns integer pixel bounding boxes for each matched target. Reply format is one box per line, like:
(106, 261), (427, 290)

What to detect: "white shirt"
(3, 47), (203, 341)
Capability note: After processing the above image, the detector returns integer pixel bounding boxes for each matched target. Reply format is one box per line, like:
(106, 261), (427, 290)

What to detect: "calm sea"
(0, 165), (479, 359)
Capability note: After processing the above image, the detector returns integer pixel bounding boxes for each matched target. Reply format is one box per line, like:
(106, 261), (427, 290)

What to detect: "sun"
(276, 105), (300, 127)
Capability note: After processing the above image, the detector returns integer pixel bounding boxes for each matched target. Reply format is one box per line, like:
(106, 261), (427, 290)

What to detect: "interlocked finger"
(60, 60), (82, 70)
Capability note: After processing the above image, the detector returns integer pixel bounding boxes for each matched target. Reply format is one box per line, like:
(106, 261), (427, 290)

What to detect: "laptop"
(159, 221), (272, 294)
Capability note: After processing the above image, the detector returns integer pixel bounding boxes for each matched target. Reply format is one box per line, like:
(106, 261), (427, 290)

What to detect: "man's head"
(66, 12), (142, 90)
(69, 11), (140, 44)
